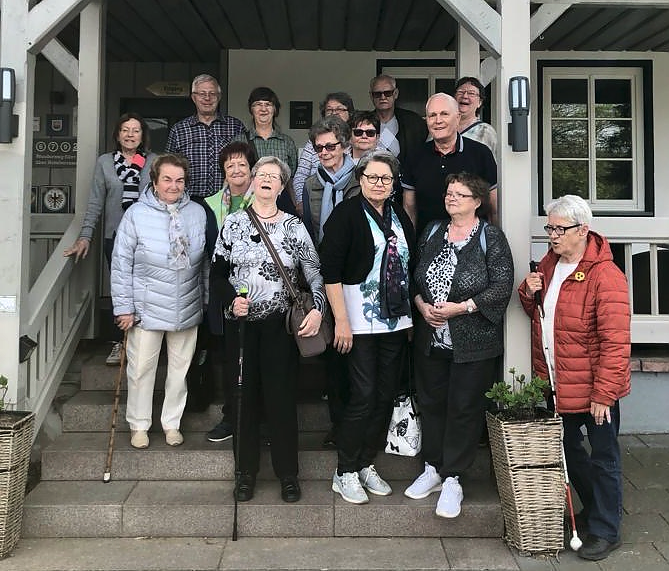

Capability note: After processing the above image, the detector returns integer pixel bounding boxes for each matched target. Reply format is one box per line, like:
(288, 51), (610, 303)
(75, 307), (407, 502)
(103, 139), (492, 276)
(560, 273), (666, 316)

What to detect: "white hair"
(191, 74), (221, 96)
(545, 194), (593, 226)
(425, 92), (458, 114)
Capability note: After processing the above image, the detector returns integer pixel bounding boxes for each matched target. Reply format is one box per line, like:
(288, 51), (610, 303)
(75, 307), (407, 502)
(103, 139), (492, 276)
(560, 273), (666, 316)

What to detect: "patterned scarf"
(165, 201), (191, 270)
(316, 153), (356, 241)
(114, 150), (146, 210)
(361, 197), (409, 319)
(205, 183), (254, 229)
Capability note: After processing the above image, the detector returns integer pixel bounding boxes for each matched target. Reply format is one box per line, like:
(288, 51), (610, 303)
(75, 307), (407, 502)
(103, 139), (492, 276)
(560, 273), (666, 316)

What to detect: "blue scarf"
(317, 154), (355, 241)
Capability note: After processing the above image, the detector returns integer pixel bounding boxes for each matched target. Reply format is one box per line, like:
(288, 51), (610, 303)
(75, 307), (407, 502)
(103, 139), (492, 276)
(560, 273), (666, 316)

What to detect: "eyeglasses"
(255, 171), (282, 182)
(193, 91), (218, 99)
(120, 128), (141, 135)
(324, 106), (348, 115)
(314, 141), (342, 154)
(252, 101), (273, 109)
(352, 128), (378, 137)
(544, 223), (581, 236)
(371, 89), (396, 99)
(362, 173), (394, 186)
(455, 89), (480, 98)
(445, 191), (474, 200)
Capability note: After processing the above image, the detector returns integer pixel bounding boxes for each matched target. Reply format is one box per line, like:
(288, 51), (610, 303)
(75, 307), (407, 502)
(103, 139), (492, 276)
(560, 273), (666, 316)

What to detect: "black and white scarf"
(115, 150), (147, 210)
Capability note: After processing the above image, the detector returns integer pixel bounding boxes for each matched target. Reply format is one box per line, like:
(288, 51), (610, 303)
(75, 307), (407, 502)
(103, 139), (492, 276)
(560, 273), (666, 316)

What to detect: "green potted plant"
(0, 374), (35, 558)
(485, 368), (565, 555)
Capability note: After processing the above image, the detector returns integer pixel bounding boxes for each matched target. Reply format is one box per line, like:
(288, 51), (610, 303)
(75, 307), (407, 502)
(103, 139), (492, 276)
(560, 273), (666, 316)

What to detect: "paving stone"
(441, 537), (518, 570)
(509, 549), (556, 571)
(636, 434), (669, 448)
(2, 537), (225, 571)
(623, 486), (669, 515)
(655, 541), (669, 562)
(599, 543), (669, 571)
(219, 537), (449, 570)
(621, 513), (669, 543)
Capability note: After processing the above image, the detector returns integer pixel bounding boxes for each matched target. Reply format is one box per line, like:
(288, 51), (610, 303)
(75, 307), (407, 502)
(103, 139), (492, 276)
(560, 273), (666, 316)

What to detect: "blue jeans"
(562, 401), (622, 543)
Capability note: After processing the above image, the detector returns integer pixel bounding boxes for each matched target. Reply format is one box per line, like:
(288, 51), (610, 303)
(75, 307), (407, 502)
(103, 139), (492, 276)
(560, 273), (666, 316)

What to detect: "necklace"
(253, 207), (279, 220)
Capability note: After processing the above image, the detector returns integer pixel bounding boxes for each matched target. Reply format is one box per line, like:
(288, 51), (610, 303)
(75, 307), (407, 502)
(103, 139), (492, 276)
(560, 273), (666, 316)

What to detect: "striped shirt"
(166, 114), (246, 198)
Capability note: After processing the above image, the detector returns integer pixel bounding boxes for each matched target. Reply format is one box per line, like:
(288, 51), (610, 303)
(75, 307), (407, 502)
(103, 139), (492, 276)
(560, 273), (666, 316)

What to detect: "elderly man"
(166, 74), (246, 255)
(402, 93), (497, 235)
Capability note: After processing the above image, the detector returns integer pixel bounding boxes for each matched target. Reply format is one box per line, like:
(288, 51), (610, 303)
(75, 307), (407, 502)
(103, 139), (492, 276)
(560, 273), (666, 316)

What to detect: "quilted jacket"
(111, 185), (207, 331)
(518, 231), (631, 413)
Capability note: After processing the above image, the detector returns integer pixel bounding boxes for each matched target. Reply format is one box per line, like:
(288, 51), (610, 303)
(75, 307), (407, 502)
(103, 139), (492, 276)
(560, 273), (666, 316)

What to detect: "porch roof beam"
(531, 4), (572, 40)
(41, 40), (79, 89)
(27, 0), (92, 54)
(434, 0), (501, 57)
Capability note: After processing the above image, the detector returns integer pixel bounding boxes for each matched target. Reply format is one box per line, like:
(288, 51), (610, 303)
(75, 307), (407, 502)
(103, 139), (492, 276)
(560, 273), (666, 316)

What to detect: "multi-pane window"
(543, 67), (645, 212)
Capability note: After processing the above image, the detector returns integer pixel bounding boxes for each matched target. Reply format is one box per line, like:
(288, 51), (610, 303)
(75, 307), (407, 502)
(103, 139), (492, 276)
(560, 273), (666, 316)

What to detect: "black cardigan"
(320, 194), (416, 285)
(412, 220), (514, 363)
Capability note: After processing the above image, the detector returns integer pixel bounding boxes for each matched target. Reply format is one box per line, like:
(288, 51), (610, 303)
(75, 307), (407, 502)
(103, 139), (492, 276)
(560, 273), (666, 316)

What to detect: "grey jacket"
(80, 151), (157, 240)
(111, 186), (207, 331)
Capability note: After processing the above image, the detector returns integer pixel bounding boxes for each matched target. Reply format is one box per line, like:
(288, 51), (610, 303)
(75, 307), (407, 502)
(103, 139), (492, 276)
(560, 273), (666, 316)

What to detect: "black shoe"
(207, 420), (233, 442)
(577, 535), (622, 561)
(234, 473), (256, 502)
(280, 477), (301, 503)
(322, 428), (336, 449)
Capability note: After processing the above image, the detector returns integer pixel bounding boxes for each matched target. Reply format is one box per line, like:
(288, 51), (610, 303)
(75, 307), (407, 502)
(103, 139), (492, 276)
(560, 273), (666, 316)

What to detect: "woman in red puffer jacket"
(519, 194), (630, 562)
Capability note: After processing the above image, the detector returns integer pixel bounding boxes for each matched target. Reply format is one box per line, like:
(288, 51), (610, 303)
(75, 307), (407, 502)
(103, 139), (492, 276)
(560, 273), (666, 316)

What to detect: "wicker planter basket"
(486, 411), (565, 554)
(0, 411), (35, 559)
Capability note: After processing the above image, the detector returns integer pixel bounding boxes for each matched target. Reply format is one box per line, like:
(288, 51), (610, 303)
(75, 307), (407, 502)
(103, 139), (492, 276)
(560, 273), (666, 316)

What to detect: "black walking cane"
(530, 261), (582, 551)
(232, 286), (248, 541)
(103, 328), (129, 483)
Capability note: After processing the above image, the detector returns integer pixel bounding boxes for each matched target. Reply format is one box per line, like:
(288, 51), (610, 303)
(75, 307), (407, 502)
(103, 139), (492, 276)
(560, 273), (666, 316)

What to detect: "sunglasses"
(314, 141), (342, 153)
(352, 128), (377, 137)
(371, 90), (395, 99)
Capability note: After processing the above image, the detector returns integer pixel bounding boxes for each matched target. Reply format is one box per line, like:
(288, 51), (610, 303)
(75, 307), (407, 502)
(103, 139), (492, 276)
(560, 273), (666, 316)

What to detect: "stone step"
(40, 432), (493, 482)
(61, 391), (331, 433)
(21, 479), (503, 539)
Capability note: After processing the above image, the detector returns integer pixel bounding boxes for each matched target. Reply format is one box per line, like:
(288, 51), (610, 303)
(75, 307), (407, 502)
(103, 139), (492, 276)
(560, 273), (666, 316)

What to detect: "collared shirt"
(166, 114), (246, 198)
(233, 126), (298, 175)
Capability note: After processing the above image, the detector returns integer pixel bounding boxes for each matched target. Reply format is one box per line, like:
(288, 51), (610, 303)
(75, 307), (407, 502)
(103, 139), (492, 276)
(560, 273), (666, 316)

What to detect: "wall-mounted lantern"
(508, 76), (530, 152)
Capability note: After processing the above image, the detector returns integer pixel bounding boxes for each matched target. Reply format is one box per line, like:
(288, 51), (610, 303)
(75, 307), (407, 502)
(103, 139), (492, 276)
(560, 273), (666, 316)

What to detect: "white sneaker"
(106, 342), (123, 366)
(436, 476), (464, 518)
(165, 429), (184, 446)
(332, 471), (369, 504)
(130, 430), (149, 449)
(404, 462), (442, 499)
(359, 464), (392, 496)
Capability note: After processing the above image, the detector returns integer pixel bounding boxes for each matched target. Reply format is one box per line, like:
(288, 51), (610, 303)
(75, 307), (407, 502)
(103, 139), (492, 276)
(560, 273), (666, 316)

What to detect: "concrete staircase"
(21, 344), (504, 540)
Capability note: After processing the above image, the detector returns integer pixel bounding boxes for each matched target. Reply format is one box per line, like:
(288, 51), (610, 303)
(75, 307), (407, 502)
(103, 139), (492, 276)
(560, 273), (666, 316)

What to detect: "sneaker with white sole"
(332, 471), (369, 504)
(106, 341), (123, 366)
(436, 476), (464, 518)
(130, 430), (149, 449)
(404, 462), (442, 499)
(165, 429), (184, 446)
(359, 464), (392, 496)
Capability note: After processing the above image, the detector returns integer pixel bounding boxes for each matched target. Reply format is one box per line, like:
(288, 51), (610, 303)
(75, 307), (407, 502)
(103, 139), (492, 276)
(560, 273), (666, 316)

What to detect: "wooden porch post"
(457, 27), (481, 80)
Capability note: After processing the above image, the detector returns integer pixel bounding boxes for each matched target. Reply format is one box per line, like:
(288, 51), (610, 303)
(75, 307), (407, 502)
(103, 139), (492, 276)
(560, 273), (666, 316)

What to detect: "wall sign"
(46, 114), (70, 136)
(289, 101), (313, 129)
(33, 138), (77, 168)
(38, 185), (71, 213)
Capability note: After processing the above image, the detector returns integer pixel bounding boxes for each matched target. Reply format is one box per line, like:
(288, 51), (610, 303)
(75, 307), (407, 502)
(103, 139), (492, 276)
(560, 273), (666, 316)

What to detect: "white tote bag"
(385, 394), (422, 456)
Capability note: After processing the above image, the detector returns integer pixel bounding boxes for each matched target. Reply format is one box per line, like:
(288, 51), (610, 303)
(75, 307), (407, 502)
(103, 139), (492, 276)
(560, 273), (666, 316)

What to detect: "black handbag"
(247, 208), (333, 357)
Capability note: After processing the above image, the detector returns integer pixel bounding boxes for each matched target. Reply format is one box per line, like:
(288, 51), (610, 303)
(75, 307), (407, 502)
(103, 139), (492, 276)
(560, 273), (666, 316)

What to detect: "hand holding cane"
(529, 261), (582, 551)
(232, 286), (248, 542)
(103, 328), (129, 483)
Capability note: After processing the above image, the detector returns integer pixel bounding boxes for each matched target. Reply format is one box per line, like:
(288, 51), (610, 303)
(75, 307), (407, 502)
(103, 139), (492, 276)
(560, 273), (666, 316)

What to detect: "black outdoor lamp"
(0, 67), (19, 143)
(508, 76), (530, 152)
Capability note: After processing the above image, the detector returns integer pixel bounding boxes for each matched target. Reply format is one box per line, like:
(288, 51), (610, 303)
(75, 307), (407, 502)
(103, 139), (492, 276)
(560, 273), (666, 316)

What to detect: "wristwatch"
(465, 299), (475, 313)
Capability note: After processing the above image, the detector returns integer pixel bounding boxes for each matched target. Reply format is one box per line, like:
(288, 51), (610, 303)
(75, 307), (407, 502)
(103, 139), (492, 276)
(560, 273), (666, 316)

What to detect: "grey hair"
(308, 115), (351, 147)
(354, 149), (400, 182)
(545, 194), (593, 226)
(425, 92), (458, 114)
(252, 155), (291, 186)
(191, 74), (221, 96)
(370, 74), (397, 91)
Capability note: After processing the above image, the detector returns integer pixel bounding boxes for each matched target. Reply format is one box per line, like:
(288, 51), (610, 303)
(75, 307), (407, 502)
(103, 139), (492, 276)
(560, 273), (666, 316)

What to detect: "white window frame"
(542, 66), (645, 213)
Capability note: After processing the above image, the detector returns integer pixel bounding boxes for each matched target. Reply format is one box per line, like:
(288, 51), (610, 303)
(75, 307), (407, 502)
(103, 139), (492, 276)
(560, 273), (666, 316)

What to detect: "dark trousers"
(225, 315), (298, 479)
(325, 346), (350, 428)
(562, 401), (622, 543)
(415, 348), (495, 478)
(104, 238), (122, 342)
(337, 330), (407, 474)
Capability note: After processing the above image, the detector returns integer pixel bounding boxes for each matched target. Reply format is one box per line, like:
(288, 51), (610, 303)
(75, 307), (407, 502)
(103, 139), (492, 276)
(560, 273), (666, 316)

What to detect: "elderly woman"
(211, 156), (325, 503)
(348, 110), (381, 163)
(204, 141), (257, 443)
(293, 92), (355, 214)
(65, 112), (156, 365)
(320, 150), (415, 505)
(111, 154), (207, 449)
(302, 116), (359, 245)
(519, 195), (630, 561)
(454, 77), (497, 157)
(406, 172), (513, 519)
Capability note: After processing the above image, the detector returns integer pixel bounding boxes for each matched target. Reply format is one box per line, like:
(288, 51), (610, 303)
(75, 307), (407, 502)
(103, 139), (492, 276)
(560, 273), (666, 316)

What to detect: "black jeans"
(325, 346), (350, 428)
(336, 330), (408, 474)
(414, 348), (495, 478)
(562, 401), (622, 543)
(225, 315), (298, 479)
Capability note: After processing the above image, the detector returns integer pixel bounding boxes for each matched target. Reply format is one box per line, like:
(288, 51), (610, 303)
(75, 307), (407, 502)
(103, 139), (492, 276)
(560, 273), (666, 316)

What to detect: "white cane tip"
(103, 472), (111, 483)
(570, 534), (583, 551)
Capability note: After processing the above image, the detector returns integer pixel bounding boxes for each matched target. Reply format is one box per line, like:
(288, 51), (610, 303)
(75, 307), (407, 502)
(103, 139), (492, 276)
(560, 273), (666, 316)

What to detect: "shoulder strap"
(246, 208), (300, 304)
(480, 221), (488, 255)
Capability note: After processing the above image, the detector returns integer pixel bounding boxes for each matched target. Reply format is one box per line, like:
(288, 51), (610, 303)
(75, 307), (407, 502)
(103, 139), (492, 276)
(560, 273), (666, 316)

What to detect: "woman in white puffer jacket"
(111, 153), (207, 449)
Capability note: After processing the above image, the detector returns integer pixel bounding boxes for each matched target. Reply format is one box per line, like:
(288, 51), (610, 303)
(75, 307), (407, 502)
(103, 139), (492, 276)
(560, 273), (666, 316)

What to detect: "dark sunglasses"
(352, 128), (378, 137)
(371, 89), (395, 99)
(314, 141), (342, 153)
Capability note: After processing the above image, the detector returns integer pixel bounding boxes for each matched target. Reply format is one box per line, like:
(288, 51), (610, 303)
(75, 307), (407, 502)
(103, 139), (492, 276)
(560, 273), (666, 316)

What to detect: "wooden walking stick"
(103, 329), (129, 483)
